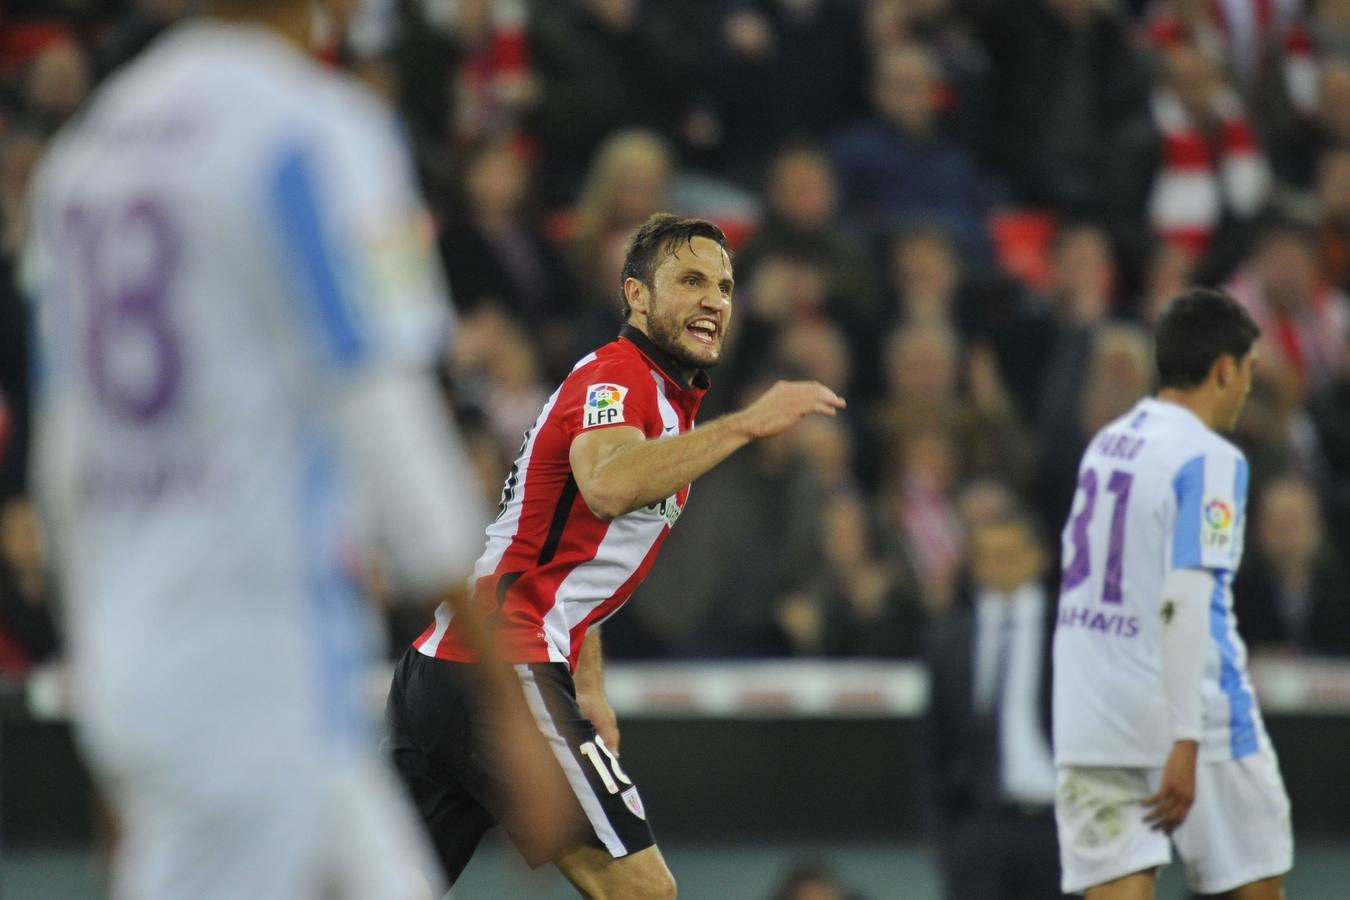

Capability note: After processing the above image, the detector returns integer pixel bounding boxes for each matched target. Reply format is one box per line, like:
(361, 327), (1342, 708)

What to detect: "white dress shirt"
(975, 583), (1058, 807)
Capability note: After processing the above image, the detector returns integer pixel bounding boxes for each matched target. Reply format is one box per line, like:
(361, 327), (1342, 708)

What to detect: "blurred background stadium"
(2, 1), (1350, 897)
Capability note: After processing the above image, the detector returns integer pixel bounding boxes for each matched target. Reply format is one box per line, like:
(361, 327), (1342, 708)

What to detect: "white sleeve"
(1159, 567), (1214, 743)
(269, 90), (484, 597)
(339, 371), (486, 598)
(265, 92), (452, 376)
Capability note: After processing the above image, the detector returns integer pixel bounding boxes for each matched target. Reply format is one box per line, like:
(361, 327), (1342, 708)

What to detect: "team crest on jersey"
(1202, 498), (1234, 550)
(621, 786), (646, 820)
(583, 384), (627, 428)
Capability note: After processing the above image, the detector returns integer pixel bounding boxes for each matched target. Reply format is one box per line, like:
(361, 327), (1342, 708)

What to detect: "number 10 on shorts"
(579, 736), (630, 795)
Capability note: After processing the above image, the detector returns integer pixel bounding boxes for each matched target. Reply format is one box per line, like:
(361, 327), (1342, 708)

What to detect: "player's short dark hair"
(1155, 287), (1261, 390)
(619, 213), (730, 320)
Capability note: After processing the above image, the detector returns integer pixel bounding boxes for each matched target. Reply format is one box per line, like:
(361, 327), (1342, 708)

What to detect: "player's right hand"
(1142, 739), (1199, 833)
(737, 380), (846, 439)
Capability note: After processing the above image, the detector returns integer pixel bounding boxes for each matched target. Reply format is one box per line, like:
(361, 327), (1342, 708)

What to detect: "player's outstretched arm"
(570, 380), (845, 520)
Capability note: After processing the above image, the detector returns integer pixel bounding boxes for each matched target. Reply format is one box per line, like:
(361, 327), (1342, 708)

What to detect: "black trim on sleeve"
(538, 476), (579, 566)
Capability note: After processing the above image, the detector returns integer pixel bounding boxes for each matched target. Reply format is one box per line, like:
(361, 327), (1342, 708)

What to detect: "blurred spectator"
(976, 0), (1153, 235)
(810, 488), (927, 658)
(92, 0), (194, 78)
(1031, 319), (1150, 545)
(884, 223), (1031, 374)
(448, 305), (551, 459)
(924, 511), (1067, 900)
(881, 426), (964, 617)
(889, 225), (963, 329)
(1307, 324), (1350, 554)
(709, 0), (868, 183)
(1226, 221), (1350, 397)
(720, 250), (833, 407)
(526, 0), (704, 204)
(566, 129), (673, 356)
(1315, 146), (1350, 293)
(619, 372), (830, 657)
(1078, 324), (1155, 440)
(956, 478), (1020, 532)
(1230, 362), (1327, 501)
(1142, 0), (1319, 181)
(438, 138), (578, 378)
(862, 0), (991, 146)
(0, 127), (41, 496)
(1139, 239), (1198, 326)
(1312, 0), (1350, 59)
(1234, 475), (1350, 656)
(443, 0), (535, 149)
(869, 323), (1036, 493)
(1033, 224), (1118, 439)
(775, 318), (854, 398)
(1038, 324), (1154, 535)
(1309, 57), (1350, 162)
(829, 43), (996, 262)
(768, 861), (865, 900)
(21, 40), (90, 134)
(0, 496), (59, 677)
(737, 143), (883, 345)
(1148, 44), (1271, 279)
(571, 129), (673, 290)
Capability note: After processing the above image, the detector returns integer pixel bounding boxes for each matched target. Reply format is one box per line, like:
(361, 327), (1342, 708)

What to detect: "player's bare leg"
(1227, 875), (1285, 900)
(1085, 869), (1157, 900)
(554, 843), (677, 899)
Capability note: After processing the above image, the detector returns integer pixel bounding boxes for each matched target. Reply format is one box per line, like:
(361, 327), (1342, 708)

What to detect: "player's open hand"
(737, 380), (846, 439)
(1142, 739), (1199, 833)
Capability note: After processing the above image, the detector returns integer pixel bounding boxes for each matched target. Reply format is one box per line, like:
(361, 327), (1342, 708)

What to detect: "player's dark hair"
(1154, 287), (1261, 390)
(619, 214), (730, 320)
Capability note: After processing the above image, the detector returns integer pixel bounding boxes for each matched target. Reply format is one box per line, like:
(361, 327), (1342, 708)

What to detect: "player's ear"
(623, 277), (649, 317)
(1212, 353), (1236, 390)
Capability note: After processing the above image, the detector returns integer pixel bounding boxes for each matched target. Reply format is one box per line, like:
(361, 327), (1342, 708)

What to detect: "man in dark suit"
(925, 511), (1070, 900)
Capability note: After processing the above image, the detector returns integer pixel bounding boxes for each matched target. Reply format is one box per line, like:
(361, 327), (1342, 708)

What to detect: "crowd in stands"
(2, 0), (1349, 671)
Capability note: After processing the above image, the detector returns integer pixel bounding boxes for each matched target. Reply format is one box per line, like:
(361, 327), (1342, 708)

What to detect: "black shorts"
(384, 646), (657, 883)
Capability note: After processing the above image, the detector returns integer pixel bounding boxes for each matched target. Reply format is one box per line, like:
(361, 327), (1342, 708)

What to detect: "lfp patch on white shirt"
(1201, 496), (1235, 553)
(583, 383), (627, 428)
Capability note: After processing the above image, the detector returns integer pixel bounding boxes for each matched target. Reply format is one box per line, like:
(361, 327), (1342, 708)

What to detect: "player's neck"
(1156, 387), (1222, 431)
(204, 6), (311, 51)
(622, 320), (699, 385)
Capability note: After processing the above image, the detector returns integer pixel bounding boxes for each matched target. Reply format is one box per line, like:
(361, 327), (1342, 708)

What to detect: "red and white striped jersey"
(415, 325), (709, 670)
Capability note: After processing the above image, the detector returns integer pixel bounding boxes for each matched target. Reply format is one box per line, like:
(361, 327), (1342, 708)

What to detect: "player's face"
(1221, 349), (1257, 431)
(641, 236), (734, 372)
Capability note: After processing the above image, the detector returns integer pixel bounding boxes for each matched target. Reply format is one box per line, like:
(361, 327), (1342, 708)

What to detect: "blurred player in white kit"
(24, 1), (490, 896)
(1053, 288), (1292, 899)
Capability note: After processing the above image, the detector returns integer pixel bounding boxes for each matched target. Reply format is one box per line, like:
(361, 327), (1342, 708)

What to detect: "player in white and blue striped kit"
(1053, 288), (1292, 899)
(25, 2), (492, 897)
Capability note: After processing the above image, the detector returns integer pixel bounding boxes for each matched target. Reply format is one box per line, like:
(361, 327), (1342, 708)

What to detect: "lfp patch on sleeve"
(1201, 497), (1235, 552)
(583, 383), (628, 428)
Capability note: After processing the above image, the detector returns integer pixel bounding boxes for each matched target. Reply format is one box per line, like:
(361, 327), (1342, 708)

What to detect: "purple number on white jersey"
(1061, 467), (1133, 604)
(67, 198), (182, 423)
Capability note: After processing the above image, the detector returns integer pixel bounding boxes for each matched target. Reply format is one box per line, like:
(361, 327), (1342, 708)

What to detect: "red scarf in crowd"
(1145, 0), (1319, 113)
(1148, 88), (1270, 255)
